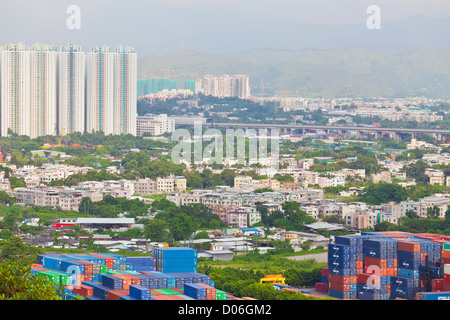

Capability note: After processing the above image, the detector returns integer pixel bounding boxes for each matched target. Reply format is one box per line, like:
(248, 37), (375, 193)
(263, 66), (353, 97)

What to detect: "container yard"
(30, 247), (231, 301)
(318, 231), (450, 300)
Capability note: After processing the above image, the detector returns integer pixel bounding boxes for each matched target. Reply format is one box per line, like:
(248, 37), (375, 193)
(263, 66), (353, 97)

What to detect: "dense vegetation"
(143, 200), (227, 242)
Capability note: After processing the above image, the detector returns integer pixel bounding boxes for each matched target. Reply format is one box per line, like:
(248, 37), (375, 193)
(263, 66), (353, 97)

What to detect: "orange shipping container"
(113, 274), (132, 290)
(365, 257), (387, 268)
(328, 282), (352, 292)
(328, 274), (356, 285)
(442, 250), (450, 259)
(398, 241), (421, 253)
(107, 290), (128, 300)
(196, 283), (216, 300)
(356, 260), (364, 269)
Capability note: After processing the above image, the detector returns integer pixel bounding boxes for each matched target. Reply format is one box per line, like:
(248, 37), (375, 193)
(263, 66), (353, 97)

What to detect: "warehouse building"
(76, 218), (135, 231)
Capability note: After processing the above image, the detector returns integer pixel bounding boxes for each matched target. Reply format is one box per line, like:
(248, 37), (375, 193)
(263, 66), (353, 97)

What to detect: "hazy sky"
(1, 0), (449, 55)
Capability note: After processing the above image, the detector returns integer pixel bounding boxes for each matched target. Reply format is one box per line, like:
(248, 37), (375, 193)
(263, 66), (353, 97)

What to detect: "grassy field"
(0, 205), (90, 221)
(199, 248), (328, 272)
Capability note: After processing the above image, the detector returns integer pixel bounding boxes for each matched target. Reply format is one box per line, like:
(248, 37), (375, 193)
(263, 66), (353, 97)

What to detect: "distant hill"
(137, 46), (450, 99)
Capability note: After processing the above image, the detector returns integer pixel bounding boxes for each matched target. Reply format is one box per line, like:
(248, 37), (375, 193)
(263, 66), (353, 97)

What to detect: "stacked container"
(444, 264), (450, 291)
(315, 268), (329, 292)
(327, 242), (357, 299)
(31, 252), (216, 300)
(126, 257), (155, 272)
(153, 247), (198, 273)
(361, 238), (397, 300)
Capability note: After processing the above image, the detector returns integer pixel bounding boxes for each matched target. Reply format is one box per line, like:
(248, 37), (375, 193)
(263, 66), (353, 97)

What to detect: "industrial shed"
(76, 218), (135, 231)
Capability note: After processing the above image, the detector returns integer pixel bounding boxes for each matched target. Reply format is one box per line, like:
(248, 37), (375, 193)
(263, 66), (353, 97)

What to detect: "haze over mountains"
(137, 15), (450, 99)
(138, 46), (450, 99)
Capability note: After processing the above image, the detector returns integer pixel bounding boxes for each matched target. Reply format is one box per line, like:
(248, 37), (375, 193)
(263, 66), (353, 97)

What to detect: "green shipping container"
(100, 265), (109, 274)
(153, 289), (178, 295)
(216, 290), (227, 300)
(36, 271), (59, 285)
(443, 243), (450, 250)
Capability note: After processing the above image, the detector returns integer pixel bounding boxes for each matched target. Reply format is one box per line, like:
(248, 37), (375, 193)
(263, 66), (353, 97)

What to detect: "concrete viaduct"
(205, 122), (450, 141)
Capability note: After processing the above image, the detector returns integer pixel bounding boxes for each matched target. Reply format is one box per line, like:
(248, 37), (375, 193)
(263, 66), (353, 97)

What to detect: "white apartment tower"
(0, 43), (32, 137)
(86, 45), (136, 136)
(57, 44), (86, 135)
(202, 74), (250, 99)
(0, 43), (58, 138)
(1, 43), (137, 138)
(29, 43), (58, 138)
(113, 46), (137, 136)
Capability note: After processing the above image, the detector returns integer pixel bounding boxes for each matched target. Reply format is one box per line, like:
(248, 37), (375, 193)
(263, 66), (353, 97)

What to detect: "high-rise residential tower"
(29, 43), (58, 138)
(86, 45), (136, 135)
(1, 42), (137, 138)
(113, 46), (137, 136)
(0, 43), (32, 137)
(57, 44), (86, 135)
(202, 74), (250, 99)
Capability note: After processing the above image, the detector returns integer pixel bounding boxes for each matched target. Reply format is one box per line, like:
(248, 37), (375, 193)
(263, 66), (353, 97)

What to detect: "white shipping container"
(444, 264), (450, 275)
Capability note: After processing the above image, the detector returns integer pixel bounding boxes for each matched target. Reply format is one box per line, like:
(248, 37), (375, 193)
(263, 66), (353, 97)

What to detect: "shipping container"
(184, 283), (207, 300)
(126, 257), (154, 266)
(101, 274), (123, 290)
(398, 241), (421, 253)
(154, 247), (198, 259)
(129, 285), (152, 300)
(417, 292), (450, 300)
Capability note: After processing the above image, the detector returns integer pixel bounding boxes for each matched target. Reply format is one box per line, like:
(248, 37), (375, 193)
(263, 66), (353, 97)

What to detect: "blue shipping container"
(184, 283), (207, 300)
(129, 285), (152, 300)
(327, 251), (356, 261)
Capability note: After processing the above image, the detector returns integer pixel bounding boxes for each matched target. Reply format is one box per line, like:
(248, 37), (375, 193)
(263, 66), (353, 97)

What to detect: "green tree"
(0, 263), (62, 300)
(0, 191), (15, 206)
(0, 236), (44, 265)
(144, 219), (170, 242)
(78, 197), (94, 215)
(9, 177), (26, 189)
(427, 206), (440, 219)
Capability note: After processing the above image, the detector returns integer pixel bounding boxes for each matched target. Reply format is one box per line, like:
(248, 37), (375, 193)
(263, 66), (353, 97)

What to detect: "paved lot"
(287, 252), (328, 263)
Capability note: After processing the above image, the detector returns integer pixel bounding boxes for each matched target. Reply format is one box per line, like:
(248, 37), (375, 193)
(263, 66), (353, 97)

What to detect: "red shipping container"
(357, 273), (380, 285)
(444, 274), (450, 284)
(89, 253), (114, 269)
(72, 260), (94, 275)
(398, 241), (421, 252)
(328, 274), (349, 284)
(315, 282), (328, 292)
(321, 268), (328, 277)
(365, 257), (387, 268)
(107, 289), (128, 300)
(72, 284), (94, 297)
(432, 278), (444, 290)
(444, 283), (450, 291)
(84, 274), (93, 282)
(442, 257), (450, 266)
(328, 281), (351, 292)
